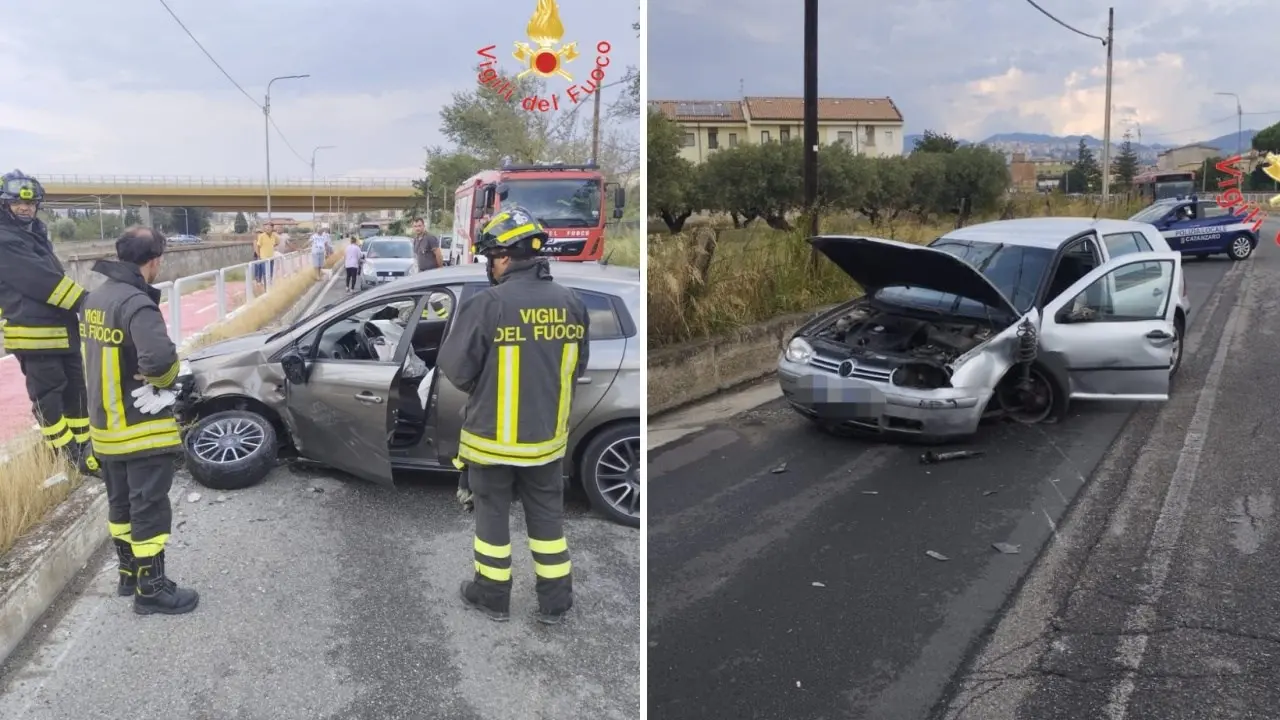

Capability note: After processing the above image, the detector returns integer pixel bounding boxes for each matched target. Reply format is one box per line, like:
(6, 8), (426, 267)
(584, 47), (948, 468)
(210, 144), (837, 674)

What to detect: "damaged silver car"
(172, 261), (642, 526)
(778, 218), (1189, 442)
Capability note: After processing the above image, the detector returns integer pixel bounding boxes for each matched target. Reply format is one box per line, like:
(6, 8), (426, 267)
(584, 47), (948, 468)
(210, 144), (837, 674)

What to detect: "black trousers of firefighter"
(16, 352), (91, 459)
(470, 461), (573, 615)
(103, 455), (175, 589)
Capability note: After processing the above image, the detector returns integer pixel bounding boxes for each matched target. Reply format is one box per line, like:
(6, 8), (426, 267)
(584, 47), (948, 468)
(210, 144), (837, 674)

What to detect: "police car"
(1129, 196), (1259, 261)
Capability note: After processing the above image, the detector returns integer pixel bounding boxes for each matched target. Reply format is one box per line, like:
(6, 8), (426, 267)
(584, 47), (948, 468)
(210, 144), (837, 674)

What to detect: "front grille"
(809, 353), (894, 382)
(376, 271), (405, 278)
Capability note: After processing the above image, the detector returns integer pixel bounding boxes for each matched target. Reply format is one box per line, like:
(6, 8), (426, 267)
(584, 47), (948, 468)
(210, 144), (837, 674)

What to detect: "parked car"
(359, 236), (416, 290)
(172, 261), (642, 526)
(778, 218), (1190, 442)
(1129, 196), (1259, 260)
(168, 234), (203, 245)
(440, 234), (458, 265)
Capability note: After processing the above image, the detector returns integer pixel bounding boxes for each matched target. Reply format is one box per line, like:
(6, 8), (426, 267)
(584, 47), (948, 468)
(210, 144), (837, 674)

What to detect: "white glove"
(131, 384), (178, 415)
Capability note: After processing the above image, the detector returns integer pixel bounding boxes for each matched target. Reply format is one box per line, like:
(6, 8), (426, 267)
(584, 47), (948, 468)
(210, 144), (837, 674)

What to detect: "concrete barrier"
(648, 309), (829, 416)
(59, 242), (255, 292)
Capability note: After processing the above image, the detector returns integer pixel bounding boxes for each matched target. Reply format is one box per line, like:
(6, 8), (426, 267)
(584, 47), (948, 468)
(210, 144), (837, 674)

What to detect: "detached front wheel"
(184, 409), (278, 490)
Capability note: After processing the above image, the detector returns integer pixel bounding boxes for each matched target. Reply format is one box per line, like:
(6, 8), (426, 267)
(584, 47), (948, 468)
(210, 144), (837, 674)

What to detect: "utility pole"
(264, 74), (309, 223)
(592, 83), (602, 166)
(1100, 7), (1114, 203)
(1216, 92), (1243, 157)
(803, 0), (819, 238)
(310, 145), (335, 225)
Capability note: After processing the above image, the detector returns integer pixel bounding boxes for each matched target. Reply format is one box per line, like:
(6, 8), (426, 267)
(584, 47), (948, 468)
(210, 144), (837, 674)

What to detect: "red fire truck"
(453, 161), (626, 264)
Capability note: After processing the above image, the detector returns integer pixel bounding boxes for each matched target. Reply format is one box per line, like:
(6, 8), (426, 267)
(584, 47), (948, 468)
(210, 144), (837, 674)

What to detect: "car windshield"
(501, 178), (601, 228)
(1130, 202), (1175, 223)
(365, 240), (412, 258)
(875, 239), (1055, 316)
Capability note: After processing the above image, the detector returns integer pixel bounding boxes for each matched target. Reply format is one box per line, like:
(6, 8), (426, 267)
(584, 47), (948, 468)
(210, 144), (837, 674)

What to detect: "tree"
(413, 148), (487, 224)
(234, 212), (249, 233)
(124, 208), (142, 227)
(944, 145), (1011, 225)
(859, 155), (913, 225)
(1062, 139), (1101, 193)
(647, 109), (702, 232)
(53, 217), (77, 241)
(1252, 120), (1280, 155)
(913, 130), (961, 154)
(438, 65), (554, 166)
(1113, 131), (1140, 189)
(609, 14), (641, 120)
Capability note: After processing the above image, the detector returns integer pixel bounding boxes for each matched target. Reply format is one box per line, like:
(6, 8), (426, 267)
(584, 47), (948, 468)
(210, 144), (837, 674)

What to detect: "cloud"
(3, 0), (638, 179)
(648, 0), (1280, 145)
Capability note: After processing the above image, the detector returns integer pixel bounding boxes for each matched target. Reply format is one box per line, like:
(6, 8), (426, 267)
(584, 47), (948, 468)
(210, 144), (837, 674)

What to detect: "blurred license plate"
(795, 374), (885, 417)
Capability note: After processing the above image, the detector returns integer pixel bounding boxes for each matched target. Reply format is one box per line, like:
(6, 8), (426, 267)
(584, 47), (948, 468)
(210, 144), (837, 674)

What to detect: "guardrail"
(36, 175), (417, 189)
(154, 250), (310, 344)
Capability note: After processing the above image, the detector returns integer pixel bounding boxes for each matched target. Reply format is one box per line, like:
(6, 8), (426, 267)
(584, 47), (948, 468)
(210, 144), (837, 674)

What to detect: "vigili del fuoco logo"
(474, 0), (612, 113)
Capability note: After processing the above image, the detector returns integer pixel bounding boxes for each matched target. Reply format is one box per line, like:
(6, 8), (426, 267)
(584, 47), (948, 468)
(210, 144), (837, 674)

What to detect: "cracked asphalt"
(942, 231), (1280, 719)
(648, 226), (1263, 720)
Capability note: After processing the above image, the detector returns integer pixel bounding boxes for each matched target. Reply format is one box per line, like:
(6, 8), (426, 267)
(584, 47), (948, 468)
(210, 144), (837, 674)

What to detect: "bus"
(357, 222), (382, 240)
(1134, 170), (1195, 203)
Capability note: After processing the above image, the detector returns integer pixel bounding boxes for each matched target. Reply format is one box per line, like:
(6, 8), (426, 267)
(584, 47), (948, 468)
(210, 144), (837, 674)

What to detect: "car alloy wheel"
(1230, 235), (1253, 260)
(595, 436), (640, 520)
(192, 416), (265, 464)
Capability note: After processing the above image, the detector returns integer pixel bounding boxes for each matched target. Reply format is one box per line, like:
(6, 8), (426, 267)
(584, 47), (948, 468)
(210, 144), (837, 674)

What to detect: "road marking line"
(1103, 260), (1254, 719)
(196, 303), (217, 314)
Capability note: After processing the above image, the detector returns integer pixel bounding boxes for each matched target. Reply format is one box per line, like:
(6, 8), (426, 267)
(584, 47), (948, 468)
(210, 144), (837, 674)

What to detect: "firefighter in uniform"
(438, 206), (590, 625)
(0, 170), (98, 474)
(83, 227), (198, 615)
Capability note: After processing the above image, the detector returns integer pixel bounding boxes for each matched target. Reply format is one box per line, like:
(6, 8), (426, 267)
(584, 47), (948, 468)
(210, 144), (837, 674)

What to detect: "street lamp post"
(1216, 92), (1243, 157)
(1100, 8), (1115, 203)
(803, 0), (818, 238)
(310, 145), (335, 225)
(264, 74), (310, 223)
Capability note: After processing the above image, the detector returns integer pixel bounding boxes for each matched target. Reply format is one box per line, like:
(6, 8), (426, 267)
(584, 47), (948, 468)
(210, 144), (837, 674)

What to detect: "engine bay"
(814, 304), (996, 366)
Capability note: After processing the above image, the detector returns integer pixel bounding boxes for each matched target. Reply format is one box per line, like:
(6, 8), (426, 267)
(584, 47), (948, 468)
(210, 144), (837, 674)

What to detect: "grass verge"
(648, 197), (1146, 348)
(607, 231), (641, 268)
(0, 254), (333, 556)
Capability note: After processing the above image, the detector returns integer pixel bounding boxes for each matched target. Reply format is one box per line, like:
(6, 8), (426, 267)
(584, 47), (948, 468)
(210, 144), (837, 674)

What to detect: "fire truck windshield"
(502, 178), (601, 228)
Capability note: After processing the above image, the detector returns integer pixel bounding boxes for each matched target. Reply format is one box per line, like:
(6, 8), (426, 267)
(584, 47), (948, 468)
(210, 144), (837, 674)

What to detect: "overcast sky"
(1, 0), (637, 180)
(648, 0), (1278, 146)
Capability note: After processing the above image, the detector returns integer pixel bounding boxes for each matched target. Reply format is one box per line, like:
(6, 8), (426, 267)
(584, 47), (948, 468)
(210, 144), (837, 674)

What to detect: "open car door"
(1038, 252), (1181, 401)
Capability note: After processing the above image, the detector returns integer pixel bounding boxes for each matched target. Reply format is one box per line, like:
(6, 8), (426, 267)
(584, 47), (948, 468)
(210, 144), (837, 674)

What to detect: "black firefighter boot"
(459, 580), (510, 622)
(65, 441), (100, 477)
(133, 550), (200, 615)
(112, 538), (136, 596)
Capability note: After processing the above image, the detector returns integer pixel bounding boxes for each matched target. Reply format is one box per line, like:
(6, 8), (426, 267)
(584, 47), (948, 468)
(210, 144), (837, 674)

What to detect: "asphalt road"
(0, 270), (640, 719)
(942, 232), (1280, 718)
(647, 238), (1253, 720)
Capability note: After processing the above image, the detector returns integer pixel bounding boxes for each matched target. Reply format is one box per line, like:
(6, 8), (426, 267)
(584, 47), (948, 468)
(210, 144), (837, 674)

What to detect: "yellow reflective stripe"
(108, 522), (132, 540)
(58, 283), (85, 310)
(458, 438), (566, 467)
(2, 325), (68, 338)
(3, 336), (70, 350)
(529, 537), (567, 555)
(131, 533), (170, 558)
(91, 418), (179, 441)
(534, 560), (571, 579)
(497, 344), (519, 445)
(474, 537), (512, 559)
(45, 430), (74, 449)
(46, 276), (75, 307)
(91, 433), (181, 456)
(40, 418), (68, 436)
(90, 419), (182, 455)
(482, 212), (511, 234)
(142, 359), (180, 389)
(459, 429), (566, 458)
(475, 561), (512, 582)
(496, 223), (536, 243)
(556, 342), (577, 436)
(66, 417), (89, 429)
(102, 347), (126, 430)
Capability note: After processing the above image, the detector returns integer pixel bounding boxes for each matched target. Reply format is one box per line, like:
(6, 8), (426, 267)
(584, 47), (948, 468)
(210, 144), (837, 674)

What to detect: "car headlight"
(362, 264), (375, 275)
(783, 337), (813, 364)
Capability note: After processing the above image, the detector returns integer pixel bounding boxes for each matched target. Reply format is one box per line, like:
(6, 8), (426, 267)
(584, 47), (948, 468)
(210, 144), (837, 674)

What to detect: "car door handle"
(577, 376), (592, 385)
(354, 392), (384, 404)
(1146, 330), (1172, 340)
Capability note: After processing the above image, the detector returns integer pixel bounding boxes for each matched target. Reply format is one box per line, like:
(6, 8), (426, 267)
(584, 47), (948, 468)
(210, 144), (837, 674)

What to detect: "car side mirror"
(497, 183), (510, 201)
(612, 207), (625, 219)
(614, 186), (626, 210)
(281, 352), (309, 385)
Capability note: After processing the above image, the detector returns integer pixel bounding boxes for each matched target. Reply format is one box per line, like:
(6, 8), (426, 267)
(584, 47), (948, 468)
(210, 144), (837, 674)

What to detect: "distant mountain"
(904, 129), (1265, 164)
(1195, 130), (1257, 156)
(903, 133), (971, 151)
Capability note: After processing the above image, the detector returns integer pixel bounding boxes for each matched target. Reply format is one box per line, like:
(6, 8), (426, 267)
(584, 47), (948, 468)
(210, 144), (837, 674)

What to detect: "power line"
(1019, 0), (1106, 44)
(268, 116), (308, 163)
(156, 0), (260, 109)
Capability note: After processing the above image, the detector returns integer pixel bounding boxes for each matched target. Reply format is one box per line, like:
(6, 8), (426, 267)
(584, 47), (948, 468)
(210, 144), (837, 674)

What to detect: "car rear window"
(574, 290), (625, 340)
(1103, 232), (1150, 258)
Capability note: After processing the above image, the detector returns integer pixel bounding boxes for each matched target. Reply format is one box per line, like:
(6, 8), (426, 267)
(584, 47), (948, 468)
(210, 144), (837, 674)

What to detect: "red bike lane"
(0, 284), (244, 444)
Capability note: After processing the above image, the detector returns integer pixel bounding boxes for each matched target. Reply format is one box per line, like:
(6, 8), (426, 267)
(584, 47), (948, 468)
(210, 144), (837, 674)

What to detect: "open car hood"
(808, 235), (1018, 316)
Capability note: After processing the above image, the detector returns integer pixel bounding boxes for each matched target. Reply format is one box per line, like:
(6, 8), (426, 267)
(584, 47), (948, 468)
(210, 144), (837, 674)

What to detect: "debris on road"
(214, 494), (229, 503)
(925, 550), (949, 561)
(41, 472), (68, 489)
(186, 492), (201, 503)
(306, 486), (324, 494)
(983, 490), (999, 496)
(811, 581), (826, 588)
(861, 491), (879, 495)
(771, 463), (788, 474)
(992, 543), (1021, 554)
(920, 449), (986, 465)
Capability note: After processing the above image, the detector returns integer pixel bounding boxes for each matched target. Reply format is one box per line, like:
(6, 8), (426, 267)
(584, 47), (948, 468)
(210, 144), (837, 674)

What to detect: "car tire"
(1170, 314), (1186, 378)
(184, 409), (278, 491)
(1228, 234), (1255, 261)
(579, 422), (641, 528)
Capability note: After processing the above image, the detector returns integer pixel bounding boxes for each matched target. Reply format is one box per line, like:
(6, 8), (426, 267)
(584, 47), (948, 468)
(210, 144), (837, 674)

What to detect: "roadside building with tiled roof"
(649, 96), (905, 163)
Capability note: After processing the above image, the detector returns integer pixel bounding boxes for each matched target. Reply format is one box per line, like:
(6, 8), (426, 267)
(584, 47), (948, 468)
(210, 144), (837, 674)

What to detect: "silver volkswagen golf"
(172, 261), (642, 526)
(779, 218), (1190, 442)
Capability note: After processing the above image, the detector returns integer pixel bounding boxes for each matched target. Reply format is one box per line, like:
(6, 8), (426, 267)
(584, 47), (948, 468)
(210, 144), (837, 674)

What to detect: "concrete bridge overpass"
(37, 175), (419, 212)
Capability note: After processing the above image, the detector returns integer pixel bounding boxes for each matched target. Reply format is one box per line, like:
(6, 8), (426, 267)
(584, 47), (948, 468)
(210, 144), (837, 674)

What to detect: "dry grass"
(648, 196), (1147, 348)
(0, 253), (333, 556)
(606, 231), (640, 268)
(0, 439), (77, 555)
